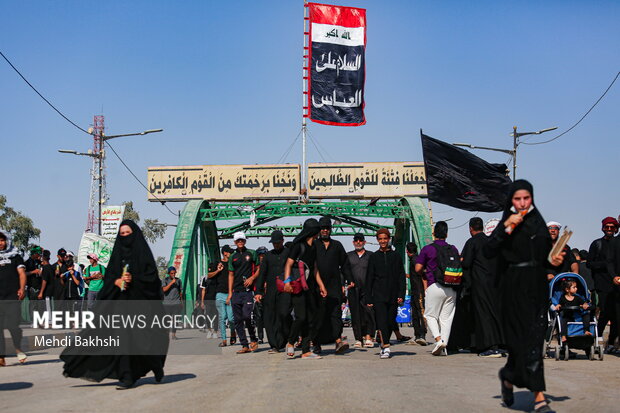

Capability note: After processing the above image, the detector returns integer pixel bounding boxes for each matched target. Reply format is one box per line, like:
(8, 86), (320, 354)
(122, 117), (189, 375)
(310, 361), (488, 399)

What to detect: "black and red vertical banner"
(308, 3), (366, 126)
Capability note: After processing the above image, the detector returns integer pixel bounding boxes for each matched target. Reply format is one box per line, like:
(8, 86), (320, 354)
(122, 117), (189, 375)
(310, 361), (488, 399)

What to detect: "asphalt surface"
(2, 327), (619, 412)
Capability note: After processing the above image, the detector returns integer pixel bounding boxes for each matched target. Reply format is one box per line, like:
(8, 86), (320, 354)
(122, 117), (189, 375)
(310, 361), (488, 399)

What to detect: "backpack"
(430, 242), (463, 287)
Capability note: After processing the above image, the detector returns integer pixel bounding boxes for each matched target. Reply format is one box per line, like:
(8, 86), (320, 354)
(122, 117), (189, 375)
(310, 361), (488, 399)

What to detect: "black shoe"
(154, 367), (164, 383)
(258, 339), (264, 344)
(335, 341), (349, 354)
(313, 345), (322, 355)
(499, 371), (514, 407)
(397, 335), (412, 342)
(116, 380), (135, 390)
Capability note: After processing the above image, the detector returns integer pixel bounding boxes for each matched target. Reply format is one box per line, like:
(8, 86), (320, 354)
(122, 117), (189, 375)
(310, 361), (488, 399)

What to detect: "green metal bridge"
(167, 197), (433, 313)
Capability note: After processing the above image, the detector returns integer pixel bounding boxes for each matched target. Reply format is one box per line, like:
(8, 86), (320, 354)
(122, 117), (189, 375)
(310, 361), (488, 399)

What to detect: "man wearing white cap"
(546, 221), (578, 280)
(83, 253), (106, 310)
(227, 231), (259, 353)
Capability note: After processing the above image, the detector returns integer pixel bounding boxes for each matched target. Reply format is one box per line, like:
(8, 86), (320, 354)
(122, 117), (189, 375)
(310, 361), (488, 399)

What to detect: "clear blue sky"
(1, 0), (619, 259)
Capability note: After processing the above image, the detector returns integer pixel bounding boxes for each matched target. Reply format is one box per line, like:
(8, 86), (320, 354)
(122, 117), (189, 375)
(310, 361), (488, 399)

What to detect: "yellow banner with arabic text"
(307, 162), (427, 198)
(147, 164), (300, 201)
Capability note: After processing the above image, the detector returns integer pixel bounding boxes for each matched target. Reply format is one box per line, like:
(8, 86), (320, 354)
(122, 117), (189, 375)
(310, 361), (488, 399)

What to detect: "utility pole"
(454, 125), (557, 180)
(59, 126), (163, 234)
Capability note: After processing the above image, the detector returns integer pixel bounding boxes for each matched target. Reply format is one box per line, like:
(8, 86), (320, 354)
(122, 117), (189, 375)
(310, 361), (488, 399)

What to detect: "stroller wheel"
(587, 346), (594, 361)
(598, 346), (604, 361)
(563, 345), (570, 361)
(554, 345), (561, 361)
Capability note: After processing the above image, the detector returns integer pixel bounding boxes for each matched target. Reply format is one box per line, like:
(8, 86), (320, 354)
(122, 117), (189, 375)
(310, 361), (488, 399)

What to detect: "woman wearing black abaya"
(283, 218), (327, 359)
(485, 180), (564, 413)
(61, 220), (168, 389)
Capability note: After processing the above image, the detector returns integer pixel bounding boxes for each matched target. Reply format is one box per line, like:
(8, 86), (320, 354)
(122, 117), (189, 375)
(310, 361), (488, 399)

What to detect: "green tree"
(0, 195), (41, 252)
(121, 201), (168, 244)
(156, 256), (168, 278)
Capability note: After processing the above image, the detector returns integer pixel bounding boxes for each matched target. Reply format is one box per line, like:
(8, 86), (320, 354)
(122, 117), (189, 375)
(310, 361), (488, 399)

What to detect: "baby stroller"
(546, 273), (603, 361)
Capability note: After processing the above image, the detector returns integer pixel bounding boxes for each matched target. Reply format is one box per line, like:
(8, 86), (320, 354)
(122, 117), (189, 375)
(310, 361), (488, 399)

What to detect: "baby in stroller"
(555, 279), (592, 343)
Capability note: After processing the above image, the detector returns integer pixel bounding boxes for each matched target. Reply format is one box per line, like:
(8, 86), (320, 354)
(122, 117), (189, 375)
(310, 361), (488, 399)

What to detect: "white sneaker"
(431, 340), (446, 356)
(354, 340), (363, 348)
(380, 347), (391, 359)
(364, 339), (374, 348)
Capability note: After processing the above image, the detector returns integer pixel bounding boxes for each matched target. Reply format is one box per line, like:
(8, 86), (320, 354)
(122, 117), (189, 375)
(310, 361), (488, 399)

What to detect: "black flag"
(421, 131), (511, 212)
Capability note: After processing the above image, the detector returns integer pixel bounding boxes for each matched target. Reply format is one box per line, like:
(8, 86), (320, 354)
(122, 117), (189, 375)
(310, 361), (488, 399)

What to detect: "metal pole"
(302, 0), (309, 195)
(98, 150), (103, 235)
(512, 126), (517, 180)
(97, 135), (104, 235)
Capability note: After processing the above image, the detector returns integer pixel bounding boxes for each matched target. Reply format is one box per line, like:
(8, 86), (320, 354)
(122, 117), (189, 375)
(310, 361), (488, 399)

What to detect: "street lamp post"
(59, 128), (163, 234)
(510, 126), (557, 180)
(453, 125), (557, 180)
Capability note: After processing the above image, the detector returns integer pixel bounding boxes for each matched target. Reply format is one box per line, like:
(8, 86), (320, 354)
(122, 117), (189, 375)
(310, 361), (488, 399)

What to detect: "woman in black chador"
(61, 220), (168, 389)
(485, 180), (564, 413)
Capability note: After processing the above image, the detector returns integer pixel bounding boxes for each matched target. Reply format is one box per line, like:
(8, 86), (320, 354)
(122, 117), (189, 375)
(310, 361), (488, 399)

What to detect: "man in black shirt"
(255, 231), (291, 353)
(253, 246), (269, 344)
(61, 259), (83, 313)
(572, 249), (594, 292)
(366, 228), (406, 359)
(52, 248), (68, 302)
(461, 217), (503, 357)
(25, 246), (43, 318)
(313, 216), (351, 354)
(406, 241), (427, 345)
(38, 250), (54, 323)
(346, 233), (375, 348)
(227, 232), (259, 353)
(589, 217), (619, 352)
(212, 245), (236, 347)
(0, 229), (27, 365)
(200, 260), (221, 338)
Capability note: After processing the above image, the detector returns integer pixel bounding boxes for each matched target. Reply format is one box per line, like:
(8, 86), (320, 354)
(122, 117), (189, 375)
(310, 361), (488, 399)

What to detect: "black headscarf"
(293, 218), (320, 244)
(500, 180), (548, 238)
(486, 179), (551, 265)
(99, 219), (162, 300)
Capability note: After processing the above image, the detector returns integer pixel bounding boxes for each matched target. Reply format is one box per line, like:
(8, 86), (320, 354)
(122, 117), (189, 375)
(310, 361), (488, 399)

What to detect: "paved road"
(2, 327), (619, 412)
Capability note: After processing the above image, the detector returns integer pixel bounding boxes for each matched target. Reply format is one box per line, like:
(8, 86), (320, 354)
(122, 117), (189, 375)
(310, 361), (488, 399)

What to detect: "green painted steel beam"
(219, 224), (395, 238)
(199, 200), (409, 222)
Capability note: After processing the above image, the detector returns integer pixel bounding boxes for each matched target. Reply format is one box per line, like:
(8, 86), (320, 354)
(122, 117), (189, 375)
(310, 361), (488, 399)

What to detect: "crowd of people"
(1, 180), (620, 409)
(192, 211), (620, 364)
(0, 236), (108, 366)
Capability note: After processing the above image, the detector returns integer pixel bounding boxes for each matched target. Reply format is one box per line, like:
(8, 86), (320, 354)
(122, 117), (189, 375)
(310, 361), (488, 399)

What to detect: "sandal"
(17, 352), (27, 364)
(286, 344), (295, 359)
(532, 401), (555, 413)
(499, 371), (514, 407)
(301, 352), (322, 359)
(0, 358), (5, 367)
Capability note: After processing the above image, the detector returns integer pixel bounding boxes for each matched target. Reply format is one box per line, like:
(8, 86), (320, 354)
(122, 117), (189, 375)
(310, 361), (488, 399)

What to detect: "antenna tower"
(86, 115), (107, 234)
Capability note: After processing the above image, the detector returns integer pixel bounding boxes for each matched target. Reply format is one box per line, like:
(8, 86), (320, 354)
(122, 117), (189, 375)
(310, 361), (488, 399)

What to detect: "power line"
(308, 135), (328, 163)
(0, 50), (92, 135)
(307, 128), (334, 161)
(449, 212), (479, 230)
(106, 142), (177, 216)
(523, 71), (619, 146)
(277, 128), (302, 164)
(1, 49), (177, 217)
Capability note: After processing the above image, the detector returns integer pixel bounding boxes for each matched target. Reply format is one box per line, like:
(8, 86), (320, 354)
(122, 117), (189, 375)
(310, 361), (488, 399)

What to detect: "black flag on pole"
(420, 131), (511, 212)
